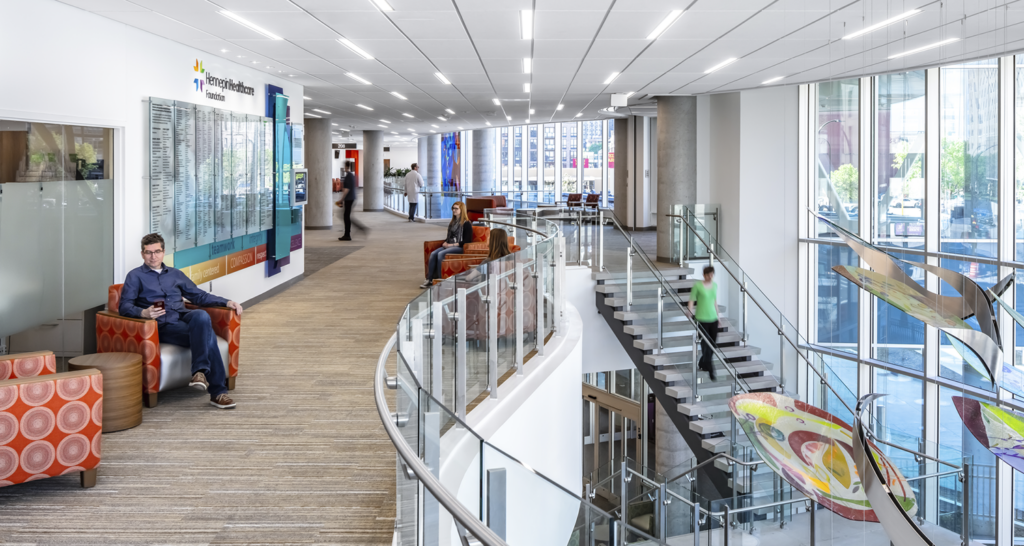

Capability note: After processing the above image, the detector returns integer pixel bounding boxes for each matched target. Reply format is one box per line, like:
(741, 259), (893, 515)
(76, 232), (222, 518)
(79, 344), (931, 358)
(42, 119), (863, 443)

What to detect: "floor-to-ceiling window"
(801, 57), (1021, 544)
(512, 126), (522, 192)
(543, 124), (555, 200)
(815, 78), (860, 235)
(940, 60), (999, 258)
(606, 119), (615, 205)
(561, 123), (577, 195)
(527, 125), (538, 199)
(500, 127), (509, 193)
(581, 120), (603, 195)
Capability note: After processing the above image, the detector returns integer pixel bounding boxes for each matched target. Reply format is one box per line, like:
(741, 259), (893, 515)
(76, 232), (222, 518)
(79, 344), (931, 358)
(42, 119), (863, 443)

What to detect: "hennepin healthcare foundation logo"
(192, 58), (256, 102)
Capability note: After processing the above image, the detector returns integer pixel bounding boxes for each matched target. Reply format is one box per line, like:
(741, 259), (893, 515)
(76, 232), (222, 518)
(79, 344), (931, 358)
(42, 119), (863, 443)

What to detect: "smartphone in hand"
(154, 300), (165, 310)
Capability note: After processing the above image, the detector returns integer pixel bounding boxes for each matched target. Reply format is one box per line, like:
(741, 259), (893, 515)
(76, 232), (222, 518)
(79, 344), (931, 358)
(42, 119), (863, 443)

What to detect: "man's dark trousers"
(158, 310), (228, 397)
(343, 199), (354, 237)
(408, 202), (417, 221)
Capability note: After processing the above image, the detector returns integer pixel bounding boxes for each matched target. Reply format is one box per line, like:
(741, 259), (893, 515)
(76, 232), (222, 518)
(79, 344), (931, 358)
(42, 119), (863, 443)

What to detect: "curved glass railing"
(376, 211), (673, 545)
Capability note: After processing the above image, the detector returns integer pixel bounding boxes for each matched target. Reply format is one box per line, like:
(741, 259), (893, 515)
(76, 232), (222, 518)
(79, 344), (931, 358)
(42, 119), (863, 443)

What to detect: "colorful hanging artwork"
(729, 392), (917, 522)
(441, 132), (460, 192)
(953, 396), (1024, 474)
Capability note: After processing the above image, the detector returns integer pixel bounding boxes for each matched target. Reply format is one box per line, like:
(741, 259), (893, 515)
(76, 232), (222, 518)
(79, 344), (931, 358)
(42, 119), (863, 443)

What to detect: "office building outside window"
(543, 124), (555, 199)
(561, 123), (578, 195)
(815, 79), (860, 235)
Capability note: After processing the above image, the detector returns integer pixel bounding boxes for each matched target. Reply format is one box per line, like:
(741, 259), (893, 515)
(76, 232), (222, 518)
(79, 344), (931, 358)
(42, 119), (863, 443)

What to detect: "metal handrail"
(373, 333), (509, 546)
(674, 209), (965, 471)
(664, 453), (763, 484)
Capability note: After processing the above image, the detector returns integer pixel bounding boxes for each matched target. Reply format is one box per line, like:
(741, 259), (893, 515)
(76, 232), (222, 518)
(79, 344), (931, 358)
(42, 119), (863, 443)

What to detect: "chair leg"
(227, 376), (236, 391)
(80, 468), (97, 488)
(144, 392), (158, 408)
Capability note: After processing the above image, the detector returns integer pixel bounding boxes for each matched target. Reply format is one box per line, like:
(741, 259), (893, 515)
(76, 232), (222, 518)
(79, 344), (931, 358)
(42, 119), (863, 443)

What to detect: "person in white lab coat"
(404, 163), (424, 221)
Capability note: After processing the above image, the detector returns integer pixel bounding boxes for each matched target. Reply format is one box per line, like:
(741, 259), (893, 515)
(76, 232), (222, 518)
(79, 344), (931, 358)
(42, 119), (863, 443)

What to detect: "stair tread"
(702, 436), (731, 453)
(677, 401), (732, 416)
(593, 267), (694, 281)
(644, 345), (761, 366)
(690, 417), (732, 434)
(596, 279), (695, 294)
(654, 360), (771, 382)
(624, 319), (734, 336)
(634, 332), (743, 350)
(614, 306), (725, 321)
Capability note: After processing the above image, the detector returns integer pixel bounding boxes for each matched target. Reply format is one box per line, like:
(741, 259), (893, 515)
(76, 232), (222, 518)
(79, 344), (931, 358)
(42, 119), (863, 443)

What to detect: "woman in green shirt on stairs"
(688, 266), (718, 381)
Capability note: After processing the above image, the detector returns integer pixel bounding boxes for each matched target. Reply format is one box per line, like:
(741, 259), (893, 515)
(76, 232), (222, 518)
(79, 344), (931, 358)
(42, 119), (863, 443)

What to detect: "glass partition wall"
(800, 55), (1023, 544)
(0, 120), (115, 360)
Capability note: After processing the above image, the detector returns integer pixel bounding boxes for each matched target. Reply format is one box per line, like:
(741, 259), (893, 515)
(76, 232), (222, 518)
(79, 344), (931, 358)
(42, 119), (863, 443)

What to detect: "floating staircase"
(594, 263), (782, 502)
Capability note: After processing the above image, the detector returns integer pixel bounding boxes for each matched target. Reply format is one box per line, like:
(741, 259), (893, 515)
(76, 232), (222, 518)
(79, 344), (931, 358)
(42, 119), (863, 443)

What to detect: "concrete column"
(471, 128), (495, 193)
(362, 130), (384, 211)
(655, 96), (697, 261)
(427, 134), (442, 215)
(417, 136), (429, 173)
(613, 118), (628, 223)
(304, 118), (333, 229)
(655, 397), (694, 476)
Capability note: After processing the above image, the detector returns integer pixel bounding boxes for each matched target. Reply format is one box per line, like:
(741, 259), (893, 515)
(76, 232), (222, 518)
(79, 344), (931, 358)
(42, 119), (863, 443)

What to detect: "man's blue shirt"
(119, 263), (228, 325)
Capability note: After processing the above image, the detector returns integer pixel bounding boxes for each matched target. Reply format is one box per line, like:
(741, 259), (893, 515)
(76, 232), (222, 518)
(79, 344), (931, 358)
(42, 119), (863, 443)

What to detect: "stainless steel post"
(599, 210), (605, 271)
(488, 272), (498, 398)
(515, 261), (524, 375)
(691, 332), (699, 400)
(536, 250), (545, 356)
(678, 218), (685, 267)
(723, 505), (730, 546)
(577, 212), (583, 266)
(620, 461), (629, 540)
(962, 462), (970, 546)
(740, 276), (748, 344)
(626, 246), (634, 309)
(456, 288), (467, 424)
(809, 502), (816, 546)
(657, 286), (664, 354)
(658, 482), (668, 540)
(431, 301), (443, 397)
(693, 502), (701, 546)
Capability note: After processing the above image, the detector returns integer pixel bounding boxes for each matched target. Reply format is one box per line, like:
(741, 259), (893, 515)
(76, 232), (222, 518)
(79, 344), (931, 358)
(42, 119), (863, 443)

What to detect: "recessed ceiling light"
(523, 83), (531, 92)
(431, 124), (439, 128)
(219, 11), (282, 40)
(305, 113), (321, 118)
(346, 72), (371, 85)
(647, 10), (684, 40)
(436, 116), (446, 121)
(430, 130), (436, 133)
(523, 58), (532, 73)
(391, 131), (399, 135)
(303, 96), (312, 100)
(236, 55), (245, 58)
(313, 108), (331, 114)
(338, 38), (374, 60)
(408, 128), (415, 131)
(843, 9), (922, 40)
(556, 104), (565, 110)
(603, 72), (619, 84)
(525, 119), (530, 123)
(356, 104), (374, 110)
(380, 119), (391, 124)
(492, 98), (501, 105)
(762, 76), (785, 85)
(520, 10), (533, 40)
(704, 57), (737, 74)
(458, 127), (464, 130)
(575, 113), (583, 117)
(370, 0), (393, 11)
(267, 66), (274, 70)
(221, 49), (229, 53)
(252, 60), (260, 64)
(506, 116), (512, 120)
(624, 91), (635, 98)
(332, 123), (338, 126)
(403, 113), (415, 118)
(888, 37), (960, 59)
(434, 72), (451, 85)
(289, 74), (295, 77)
(445, 108), (455, 115)
(378, 124), (388, 128)
(391, 91), (408, 100)
(486, 122), (491, 126)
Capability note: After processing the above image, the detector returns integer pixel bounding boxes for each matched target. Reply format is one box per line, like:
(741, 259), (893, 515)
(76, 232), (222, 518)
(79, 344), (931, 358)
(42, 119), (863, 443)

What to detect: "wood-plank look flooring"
(0, 196), (445, 545)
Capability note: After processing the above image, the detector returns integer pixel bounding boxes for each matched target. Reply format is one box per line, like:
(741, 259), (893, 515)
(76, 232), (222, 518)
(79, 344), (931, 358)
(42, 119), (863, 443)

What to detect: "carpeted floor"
(0, 193), (446, 545)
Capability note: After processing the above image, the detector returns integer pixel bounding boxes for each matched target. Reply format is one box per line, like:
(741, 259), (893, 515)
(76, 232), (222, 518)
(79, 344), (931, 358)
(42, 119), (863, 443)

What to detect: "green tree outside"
(830, 163), (858, 203)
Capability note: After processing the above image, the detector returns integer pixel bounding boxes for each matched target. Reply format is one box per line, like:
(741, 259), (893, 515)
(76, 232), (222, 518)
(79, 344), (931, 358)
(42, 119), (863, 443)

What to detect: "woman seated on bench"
(422, 201), (473, 288)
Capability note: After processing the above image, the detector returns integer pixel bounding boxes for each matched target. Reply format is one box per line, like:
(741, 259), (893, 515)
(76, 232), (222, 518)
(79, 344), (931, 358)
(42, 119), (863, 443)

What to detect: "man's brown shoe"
(189, 372), (208, 391)
(210, 394), (236, 409)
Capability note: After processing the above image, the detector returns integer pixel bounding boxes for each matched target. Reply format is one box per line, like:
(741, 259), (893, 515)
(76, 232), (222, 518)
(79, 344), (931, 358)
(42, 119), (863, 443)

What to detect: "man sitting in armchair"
(119, 233), (242, 409)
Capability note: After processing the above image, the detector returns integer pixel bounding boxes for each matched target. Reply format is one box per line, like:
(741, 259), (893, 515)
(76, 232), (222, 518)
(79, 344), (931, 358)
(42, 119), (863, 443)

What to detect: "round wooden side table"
(68, 352), (143, 432)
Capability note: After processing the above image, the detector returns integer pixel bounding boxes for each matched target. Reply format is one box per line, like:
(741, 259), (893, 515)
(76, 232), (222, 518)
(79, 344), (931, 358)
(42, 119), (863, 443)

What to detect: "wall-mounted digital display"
(293, 168), (307, 206)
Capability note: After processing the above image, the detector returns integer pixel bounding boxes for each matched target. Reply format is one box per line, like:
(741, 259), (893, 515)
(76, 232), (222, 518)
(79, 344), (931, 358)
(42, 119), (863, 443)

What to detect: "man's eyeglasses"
(143, 250), (164, 256)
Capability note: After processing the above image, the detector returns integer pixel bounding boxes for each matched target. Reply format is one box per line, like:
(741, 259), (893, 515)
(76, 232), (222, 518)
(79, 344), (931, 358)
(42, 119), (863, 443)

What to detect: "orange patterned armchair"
(96, 284), (240, 408)
(427, 226), (521, 281)
(0, 351), (102, 489)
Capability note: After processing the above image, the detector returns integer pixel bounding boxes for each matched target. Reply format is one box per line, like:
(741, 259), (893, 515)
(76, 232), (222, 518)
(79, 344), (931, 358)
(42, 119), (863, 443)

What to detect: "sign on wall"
(148, 97), (273, 253)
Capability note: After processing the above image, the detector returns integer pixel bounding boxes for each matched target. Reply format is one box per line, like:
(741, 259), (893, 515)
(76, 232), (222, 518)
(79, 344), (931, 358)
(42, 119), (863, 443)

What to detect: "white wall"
(565, 266), (633, 373)
(0, 0), (305, 304)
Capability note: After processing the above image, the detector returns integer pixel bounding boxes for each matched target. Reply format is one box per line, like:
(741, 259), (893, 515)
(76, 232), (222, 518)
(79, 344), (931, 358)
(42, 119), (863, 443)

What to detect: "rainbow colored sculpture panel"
(729, 393), (917, 521)
(953, 396), (1024, 474)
